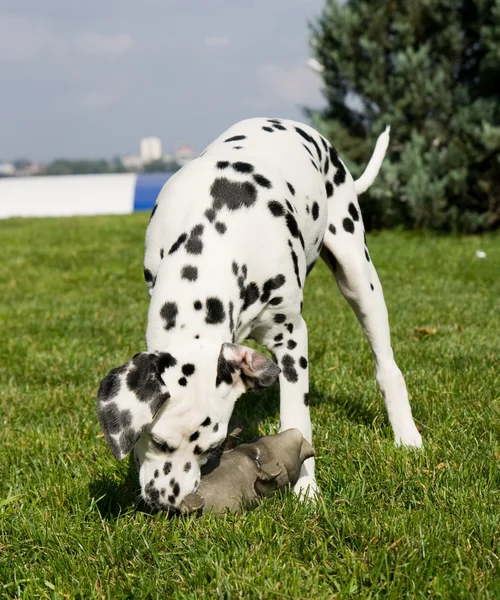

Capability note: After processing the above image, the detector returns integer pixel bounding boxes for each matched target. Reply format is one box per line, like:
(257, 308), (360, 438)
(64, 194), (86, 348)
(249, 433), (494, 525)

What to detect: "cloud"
(0, 15), (132, 63)
(244, 62), (323, 109)
(79, 91), (116, 108)
(74, 32), (132, 56)
(0, 15), (55, 62)
(204, 36), (230, 47)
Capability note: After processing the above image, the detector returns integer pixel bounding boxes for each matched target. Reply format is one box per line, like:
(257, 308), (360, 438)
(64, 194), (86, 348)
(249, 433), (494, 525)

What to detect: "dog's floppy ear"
(96, 352), (172, 459)
(216, 343), (281, 392)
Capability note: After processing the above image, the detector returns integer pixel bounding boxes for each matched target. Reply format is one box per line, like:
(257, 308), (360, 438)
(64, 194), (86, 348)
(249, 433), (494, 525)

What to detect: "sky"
(0, 0), (326, 162)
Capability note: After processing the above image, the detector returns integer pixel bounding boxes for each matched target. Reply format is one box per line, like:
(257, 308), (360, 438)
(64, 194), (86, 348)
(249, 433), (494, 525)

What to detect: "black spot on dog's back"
(261, 274), (286, 303)
(186, 225), (204, 255)
(334, 166), (346, 186)
(343, 217), (355, 234)
(348, 202), (360, 222)
(215, 222), (227, 234)
(181, 265), (198, 281)
(268, 201), (285, 217)
(169, 233), (187, 255)
(285, 213), (300, 239)
(233, 161), (254, 174)
(211, 177), (257, 212)
(242, 282), (260, 311)
(253, 174), (272, 188)
(288, 243), (301, 288)
(205, 297), (226, 325)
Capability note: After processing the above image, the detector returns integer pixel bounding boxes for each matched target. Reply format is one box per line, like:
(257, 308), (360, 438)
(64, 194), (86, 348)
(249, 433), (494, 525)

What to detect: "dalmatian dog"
(96, 118), (422, 512)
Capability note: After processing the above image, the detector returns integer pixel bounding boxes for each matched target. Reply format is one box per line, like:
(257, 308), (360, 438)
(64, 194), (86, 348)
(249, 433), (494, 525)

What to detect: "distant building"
(120, 138), (195, 172)
(175, 145), (195, 166)
(140, 137), (163, 162)
(0, 162), (15, 176)
(122, 154), (144, 171)
(19, 163), (46, 176)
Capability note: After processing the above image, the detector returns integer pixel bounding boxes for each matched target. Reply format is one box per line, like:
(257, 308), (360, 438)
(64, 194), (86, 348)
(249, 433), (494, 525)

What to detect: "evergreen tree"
(309, 0), (500, 232)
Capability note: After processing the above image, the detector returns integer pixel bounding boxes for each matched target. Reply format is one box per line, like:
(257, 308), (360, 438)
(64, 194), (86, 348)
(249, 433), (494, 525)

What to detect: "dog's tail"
(354, 126), (390, 195)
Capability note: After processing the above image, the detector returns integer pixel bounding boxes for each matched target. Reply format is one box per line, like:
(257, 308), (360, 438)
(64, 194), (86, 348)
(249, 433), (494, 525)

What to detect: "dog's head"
(96, 341), (280, 511)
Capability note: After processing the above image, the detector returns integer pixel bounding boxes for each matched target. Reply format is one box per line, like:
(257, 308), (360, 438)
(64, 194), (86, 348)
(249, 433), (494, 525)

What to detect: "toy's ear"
(254, 461), (283, 496)
(96, 352), (172, 460)
(216, 343), (281, 392)
(258, 461), (283, 481)
(300, 438), (315, 463)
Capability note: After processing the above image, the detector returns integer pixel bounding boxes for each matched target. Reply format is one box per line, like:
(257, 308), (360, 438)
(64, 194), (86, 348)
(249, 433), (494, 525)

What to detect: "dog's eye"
(151, 439), (176, 453)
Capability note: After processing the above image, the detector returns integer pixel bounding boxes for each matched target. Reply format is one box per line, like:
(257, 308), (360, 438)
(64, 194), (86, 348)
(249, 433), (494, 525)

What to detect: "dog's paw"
(395, 426), (423, 449)
(293, 476), (320, 502)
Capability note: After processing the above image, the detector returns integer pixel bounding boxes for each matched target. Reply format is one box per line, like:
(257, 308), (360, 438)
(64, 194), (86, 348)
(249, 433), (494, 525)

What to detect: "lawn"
(0, 213), (498, 599)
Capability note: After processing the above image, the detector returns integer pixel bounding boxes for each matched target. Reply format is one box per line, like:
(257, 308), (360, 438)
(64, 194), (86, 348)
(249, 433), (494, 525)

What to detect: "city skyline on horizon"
(1, 135), (197, 165)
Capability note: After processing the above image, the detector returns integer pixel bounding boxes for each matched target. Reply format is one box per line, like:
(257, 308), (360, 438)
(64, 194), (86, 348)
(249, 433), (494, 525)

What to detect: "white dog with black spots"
(96, 118), (422, 512)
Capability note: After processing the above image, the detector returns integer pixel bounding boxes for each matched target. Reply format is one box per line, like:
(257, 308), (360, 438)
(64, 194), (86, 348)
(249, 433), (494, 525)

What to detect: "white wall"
(0, 173), (137, 219)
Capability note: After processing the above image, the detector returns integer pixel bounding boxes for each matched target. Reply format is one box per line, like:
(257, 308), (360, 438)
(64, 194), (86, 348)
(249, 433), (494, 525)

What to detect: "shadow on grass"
(88, 456), (154, 519)
(309, 386), (380, 427)
(231, 385), (280, 439)
(232, 380), (379, 437)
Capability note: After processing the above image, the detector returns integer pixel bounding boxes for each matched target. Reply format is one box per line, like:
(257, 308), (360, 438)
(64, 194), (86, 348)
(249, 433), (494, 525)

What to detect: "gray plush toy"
(178, 427), (314, 515)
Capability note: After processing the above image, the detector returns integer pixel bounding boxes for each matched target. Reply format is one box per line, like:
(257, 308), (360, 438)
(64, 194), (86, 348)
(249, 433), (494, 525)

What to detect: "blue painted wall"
(133, 173), (173, 212)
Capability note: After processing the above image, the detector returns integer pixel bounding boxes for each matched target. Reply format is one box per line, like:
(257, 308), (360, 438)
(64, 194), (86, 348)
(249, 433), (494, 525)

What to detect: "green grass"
(0, 213), (499, 599)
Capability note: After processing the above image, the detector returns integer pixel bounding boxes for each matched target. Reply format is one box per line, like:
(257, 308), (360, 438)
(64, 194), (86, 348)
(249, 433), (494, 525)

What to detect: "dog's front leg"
(267, 316), (318, 499)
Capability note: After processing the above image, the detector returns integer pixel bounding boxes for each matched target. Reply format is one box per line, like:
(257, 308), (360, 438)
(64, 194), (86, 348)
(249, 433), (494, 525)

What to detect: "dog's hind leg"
(321, 177), (422, 447)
